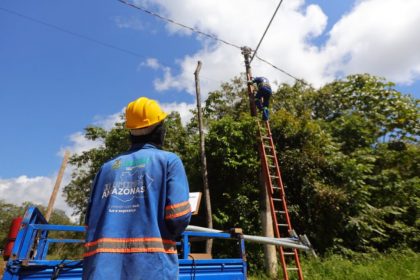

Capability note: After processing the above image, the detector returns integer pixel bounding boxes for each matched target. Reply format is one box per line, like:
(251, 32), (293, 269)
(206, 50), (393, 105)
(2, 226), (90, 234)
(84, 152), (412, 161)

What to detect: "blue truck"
(3, 207), (247, 280)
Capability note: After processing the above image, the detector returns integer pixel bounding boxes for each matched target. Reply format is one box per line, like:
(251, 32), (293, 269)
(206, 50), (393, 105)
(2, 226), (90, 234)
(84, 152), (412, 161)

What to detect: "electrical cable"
(188, 254), (196, 280)
(0, 6), (230, 87)
(1, 4), (309, 86)
(255, 55), (309, 86)
(249, 0), (284, 64)
(118, 0), (243, 50)
(50, 259), (83, 280)
(0, 7), (146, 59)
(118, 0), (310, 85)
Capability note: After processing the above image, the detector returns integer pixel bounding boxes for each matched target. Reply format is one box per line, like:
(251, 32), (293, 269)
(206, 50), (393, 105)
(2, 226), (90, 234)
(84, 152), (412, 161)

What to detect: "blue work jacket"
(253, 77), (272, 95)
(83, 143), (191, 280)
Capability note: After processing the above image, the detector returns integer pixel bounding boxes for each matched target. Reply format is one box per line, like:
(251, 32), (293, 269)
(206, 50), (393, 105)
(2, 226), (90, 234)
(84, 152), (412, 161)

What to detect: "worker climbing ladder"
(242, 47), (304, 280)
(257, 121), (304, 280)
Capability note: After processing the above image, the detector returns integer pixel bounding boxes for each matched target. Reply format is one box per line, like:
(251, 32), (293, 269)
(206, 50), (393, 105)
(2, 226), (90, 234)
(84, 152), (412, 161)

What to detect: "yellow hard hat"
(125, 97), (167, 129)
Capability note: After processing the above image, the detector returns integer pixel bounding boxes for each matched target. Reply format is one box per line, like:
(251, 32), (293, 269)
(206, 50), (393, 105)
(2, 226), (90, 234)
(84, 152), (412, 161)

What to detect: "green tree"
(0, 200), (23, 247)
(281, 74), (420, 253)
(63, 74), (419, 268)
(0, 200), (80, 259)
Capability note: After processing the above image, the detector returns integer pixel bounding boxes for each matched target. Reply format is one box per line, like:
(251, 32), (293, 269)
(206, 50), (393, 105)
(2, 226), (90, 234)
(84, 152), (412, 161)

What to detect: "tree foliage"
(63, 74), (419, 263)
(0, 200), (80, 259)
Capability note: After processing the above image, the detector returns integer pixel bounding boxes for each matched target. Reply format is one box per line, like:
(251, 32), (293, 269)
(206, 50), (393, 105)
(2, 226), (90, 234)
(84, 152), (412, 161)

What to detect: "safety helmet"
(254, 77), (269, 85)
(125, 97), (167, 130)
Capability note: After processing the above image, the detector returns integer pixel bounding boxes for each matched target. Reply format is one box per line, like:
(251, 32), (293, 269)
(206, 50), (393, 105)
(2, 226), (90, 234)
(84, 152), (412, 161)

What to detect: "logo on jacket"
(112, 159), (122, 169)
(111, 158), (149, 170)
(101, 169), (153, 202)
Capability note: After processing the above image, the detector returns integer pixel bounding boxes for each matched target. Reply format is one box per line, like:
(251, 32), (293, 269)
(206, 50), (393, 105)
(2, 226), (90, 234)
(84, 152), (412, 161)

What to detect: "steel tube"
(186, 225), (311, 251)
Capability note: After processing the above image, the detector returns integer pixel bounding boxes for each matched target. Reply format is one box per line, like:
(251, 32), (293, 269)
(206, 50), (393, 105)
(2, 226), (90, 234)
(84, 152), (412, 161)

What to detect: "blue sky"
(1, 0), (419, 216)
(0, 0), (196, 177)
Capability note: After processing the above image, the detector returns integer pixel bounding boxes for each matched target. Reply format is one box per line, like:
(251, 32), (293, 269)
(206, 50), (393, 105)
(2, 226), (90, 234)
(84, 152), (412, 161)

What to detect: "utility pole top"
(194, 60), (202, 75)
(241, 46), (257, 117)
(240, 46), (253, 56)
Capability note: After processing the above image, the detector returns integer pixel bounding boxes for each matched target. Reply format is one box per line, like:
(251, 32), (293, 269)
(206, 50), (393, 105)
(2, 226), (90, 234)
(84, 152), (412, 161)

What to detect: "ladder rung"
(275, 210), (286, 214)
(271, 175), (279, 179)
(283, 252), (295, 256)
(268, 165), (276, 168)
(286, 267), (299, 271)
(261, 136), (271, 140)
(277, 224), (289, 227)
(264, 145), (272, 149)
(272, 186), (280, 190)
(272, 198), (282, 202)
(266, 155), (274, 158)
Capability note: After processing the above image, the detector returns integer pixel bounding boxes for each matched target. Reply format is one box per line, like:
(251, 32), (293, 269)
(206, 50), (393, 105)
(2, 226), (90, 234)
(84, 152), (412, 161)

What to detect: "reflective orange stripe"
(165, 201), (189, 211)
(165, 207), (191, 220)
(83, 247), (177, 258)
(165, 200), (191, 220)
(84, 237), (177, 258)
(85, 237), (175, 248)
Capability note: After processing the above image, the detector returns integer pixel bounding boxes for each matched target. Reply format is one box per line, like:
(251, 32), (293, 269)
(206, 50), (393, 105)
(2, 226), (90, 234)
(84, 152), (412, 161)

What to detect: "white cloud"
(60, 110), (124, 158)
(140, 57), (189, 91)
(0, 116), (110, 221)
(0, 175), (73, 219)
(323, 0), (420, 84)
(1, 117), (115, 221)
(113, 15), (146, 30)
(0, 176), (52, 206)
(161, 102), (195, 125)
(154, 64), (185, 91)
(60, 132), (103, 157)
(133, 0), (420, 92)
(93, 110), (125, 131)
(133, 0), (330, 90)
(142, 58), (161, 70)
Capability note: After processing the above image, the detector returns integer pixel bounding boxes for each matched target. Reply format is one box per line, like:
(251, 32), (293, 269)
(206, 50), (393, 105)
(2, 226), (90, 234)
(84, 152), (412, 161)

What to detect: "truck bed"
(3, 207), (247, 280)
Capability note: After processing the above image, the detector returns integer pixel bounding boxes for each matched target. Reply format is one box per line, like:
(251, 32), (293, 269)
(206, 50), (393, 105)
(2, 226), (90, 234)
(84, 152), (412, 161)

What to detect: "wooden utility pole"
(45, 150), (70, 222)
(241, 47), (278, 277)
(194, 61), (213, 254)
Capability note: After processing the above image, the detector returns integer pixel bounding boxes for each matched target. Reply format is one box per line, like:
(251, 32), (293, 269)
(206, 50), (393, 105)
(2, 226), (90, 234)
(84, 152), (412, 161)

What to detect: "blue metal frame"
(3, 206), (247, 280)
(179, 231), (247, 280)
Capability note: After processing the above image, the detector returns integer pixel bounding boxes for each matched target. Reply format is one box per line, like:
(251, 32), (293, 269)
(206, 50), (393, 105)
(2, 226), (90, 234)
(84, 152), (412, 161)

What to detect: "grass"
(249, 251), (419, 280)
(1, 251), (418, 279)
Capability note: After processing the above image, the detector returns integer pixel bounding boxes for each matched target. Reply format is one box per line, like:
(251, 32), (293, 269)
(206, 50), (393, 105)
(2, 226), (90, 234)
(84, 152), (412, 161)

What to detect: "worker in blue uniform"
(250, 77), (272, 121)
(83, 97), (192, 280)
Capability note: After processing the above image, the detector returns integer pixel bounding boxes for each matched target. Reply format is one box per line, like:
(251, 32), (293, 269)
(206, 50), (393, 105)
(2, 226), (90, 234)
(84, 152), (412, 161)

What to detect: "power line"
(1, 4), (309, 86)
(255, 55), (308, 85)
(247, 0), (309, 85)
(0, 6), (146, 59)
(118, 0), (309, 85)
(118, 0), (243, 50)
(0, 6), (229, 87)
(250, 0), (284, 64)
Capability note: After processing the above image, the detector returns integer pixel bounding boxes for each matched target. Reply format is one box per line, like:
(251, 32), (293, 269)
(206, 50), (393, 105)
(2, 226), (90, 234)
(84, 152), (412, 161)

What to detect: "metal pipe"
(186, 225), (311, 251)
